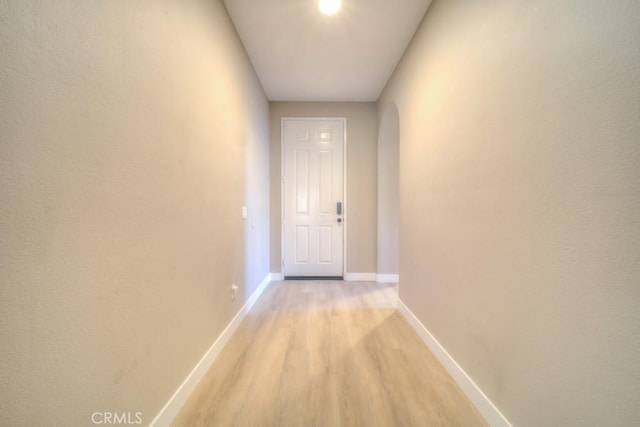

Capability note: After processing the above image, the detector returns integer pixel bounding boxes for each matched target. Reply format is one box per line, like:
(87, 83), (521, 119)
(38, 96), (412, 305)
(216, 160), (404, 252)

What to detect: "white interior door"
(283, 118), (345, 277)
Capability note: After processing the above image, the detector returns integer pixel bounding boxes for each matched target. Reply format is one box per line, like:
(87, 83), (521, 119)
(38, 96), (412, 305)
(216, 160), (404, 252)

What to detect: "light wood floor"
(173, 281), (487, 426)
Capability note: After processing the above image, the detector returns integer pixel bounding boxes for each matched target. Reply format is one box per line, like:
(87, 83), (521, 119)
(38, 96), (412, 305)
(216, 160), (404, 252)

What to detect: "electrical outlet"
(231, 284), (238, 301)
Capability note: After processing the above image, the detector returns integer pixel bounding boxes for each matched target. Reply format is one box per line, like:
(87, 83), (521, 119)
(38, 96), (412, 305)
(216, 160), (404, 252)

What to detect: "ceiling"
(223, 0), (432, 102)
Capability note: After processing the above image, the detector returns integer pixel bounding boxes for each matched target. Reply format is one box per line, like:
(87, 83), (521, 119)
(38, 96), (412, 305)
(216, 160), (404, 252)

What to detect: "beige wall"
(269, 102), (377, 275)
(0, 1), (269, 425)
(380, 0), (640, 425)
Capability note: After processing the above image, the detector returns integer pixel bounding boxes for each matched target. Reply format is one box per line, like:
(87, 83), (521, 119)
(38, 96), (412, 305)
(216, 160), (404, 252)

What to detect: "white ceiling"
(223, 0), (432, 102)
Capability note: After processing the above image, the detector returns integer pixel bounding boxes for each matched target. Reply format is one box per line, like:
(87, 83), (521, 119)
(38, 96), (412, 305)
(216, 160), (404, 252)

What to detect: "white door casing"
(282, 118), (345, 277)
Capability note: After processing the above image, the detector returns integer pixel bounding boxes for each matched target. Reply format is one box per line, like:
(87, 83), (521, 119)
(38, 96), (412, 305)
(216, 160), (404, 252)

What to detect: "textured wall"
(380, 0), (640, 425)
(0, 0), (269, 425)
(269, 102), (378, 275)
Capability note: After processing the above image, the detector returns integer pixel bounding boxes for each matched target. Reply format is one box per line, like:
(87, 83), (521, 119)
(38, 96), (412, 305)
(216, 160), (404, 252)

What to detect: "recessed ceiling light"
(318, 0), (341, 15)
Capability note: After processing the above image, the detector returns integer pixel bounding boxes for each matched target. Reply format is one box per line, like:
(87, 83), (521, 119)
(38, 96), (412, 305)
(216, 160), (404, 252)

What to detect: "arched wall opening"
(377, 103), (400, 280)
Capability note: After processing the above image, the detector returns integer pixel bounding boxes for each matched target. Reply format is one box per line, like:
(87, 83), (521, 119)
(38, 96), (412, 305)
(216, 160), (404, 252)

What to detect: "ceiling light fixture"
(318, 0), (341, 15)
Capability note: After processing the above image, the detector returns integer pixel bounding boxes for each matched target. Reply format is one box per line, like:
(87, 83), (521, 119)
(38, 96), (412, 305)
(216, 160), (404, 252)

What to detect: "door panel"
(318, 151), (333, 215)
(318, 226), (333, 264)
(295, 150), (310, 214)
(295, 226), (310, 263)
(283, 119), (344, 277)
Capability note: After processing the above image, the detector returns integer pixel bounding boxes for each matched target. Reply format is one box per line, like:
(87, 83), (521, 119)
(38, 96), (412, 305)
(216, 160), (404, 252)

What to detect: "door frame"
(281, 117), (348, 278)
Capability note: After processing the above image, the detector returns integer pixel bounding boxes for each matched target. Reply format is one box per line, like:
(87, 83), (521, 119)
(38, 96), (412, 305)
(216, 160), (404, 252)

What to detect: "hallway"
(173, 280), (486, 426)
(2, 0), (639, 426)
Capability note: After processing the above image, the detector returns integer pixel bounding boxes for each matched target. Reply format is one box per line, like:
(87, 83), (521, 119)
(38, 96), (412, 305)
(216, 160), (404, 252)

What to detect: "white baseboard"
(149, 273), (273, 427)
(344, 272), (377, 282)
(270, 272), (283, 281)
(273, 272), (396, 283)
(397, 301), (511, 427)
(376, 274), (399, 283)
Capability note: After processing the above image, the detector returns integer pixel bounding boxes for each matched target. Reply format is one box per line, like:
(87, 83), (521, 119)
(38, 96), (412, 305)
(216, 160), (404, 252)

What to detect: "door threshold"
(284, 276), (344, 281)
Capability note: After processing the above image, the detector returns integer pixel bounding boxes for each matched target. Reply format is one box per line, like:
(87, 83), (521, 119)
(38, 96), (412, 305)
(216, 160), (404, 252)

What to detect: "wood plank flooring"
(172, 281), (487, 426)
